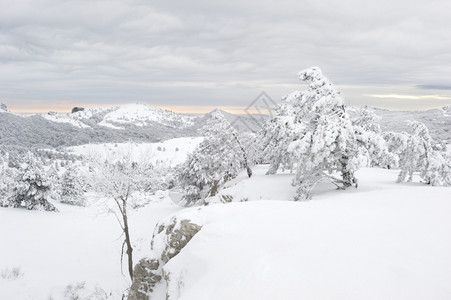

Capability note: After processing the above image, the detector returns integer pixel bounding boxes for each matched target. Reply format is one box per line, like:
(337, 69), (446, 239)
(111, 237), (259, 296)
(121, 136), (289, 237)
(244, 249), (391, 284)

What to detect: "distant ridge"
(0, 103), (449, 148)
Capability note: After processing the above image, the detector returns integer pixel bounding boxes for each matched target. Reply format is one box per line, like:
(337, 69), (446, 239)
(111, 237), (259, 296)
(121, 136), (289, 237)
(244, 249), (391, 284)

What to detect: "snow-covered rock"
(128, 215), (203, 300)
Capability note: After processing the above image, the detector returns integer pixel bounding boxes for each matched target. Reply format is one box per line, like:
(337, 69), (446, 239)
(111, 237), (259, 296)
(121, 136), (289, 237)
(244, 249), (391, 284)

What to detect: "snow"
(98, 103), (195, 129)
(0, 193), (181, 299)
(211, 165), (297, 202)
(66, 137), (203, 167)
(161, 168), (451, 299)
(41, 113), (91, 128)
(1, 166), (450, 299)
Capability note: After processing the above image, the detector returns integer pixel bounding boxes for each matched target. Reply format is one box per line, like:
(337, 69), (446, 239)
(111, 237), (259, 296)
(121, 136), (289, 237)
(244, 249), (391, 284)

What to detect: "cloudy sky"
(1, 0), (451, 113)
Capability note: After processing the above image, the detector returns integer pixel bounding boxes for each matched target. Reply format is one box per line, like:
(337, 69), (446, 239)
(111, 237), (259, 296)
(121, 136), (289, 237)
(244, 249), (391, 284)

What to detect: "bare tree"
(89, 148), (154, 281)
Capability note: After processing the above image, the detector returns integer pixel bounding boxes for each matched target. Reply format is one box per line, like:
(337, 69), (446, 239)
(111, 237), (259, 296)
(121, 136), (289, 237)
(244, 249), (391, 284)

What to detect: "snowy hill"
(0, 104), (200, 148)
(41, 103), (195, 130)
(134, 167), (451, 300)
(67, 137), (203, 167)
(1, 103), (450, 148)
(98, 103), (195, 129)
(2, 166), (450, 299)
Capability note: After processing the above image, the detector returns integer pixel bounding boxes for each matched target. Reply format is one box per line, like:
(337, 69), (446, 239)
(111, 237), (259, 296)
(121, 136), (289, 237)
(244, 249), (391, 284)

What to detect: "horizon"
(4, 101), (451, 115)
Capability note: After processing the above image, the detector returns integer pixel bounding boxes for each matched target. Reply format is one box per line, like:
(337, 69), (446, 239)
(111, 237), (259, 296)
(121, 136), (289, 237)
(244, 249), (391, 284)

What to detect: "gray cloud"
(417, 85), (451, 90)
(1, 0), (451, 111)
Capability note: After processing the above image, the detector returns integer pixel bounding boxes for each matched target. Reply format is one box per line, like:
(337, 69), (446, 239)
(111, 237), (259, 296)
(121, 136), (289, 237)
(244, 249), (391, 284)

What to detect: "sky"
(1, 0), (451, 113)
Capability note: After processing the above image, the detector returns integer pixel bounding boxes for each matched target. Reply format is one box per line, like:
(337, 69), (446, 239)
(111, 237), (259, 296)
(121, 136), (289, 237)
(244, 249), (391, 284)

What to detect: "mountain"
(0, 103), (450, 148)
(0, 104), (200, 148)
(41, 103), (196, 130)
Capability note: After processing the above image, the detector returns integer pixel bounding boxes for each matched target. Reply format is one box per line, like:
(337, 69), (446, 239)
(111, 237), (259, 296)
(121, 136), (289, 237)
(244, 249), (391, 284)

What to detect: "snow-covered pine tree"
(179, 110), (252, 206)
(60, 165), (86, 206)
(278, 67), (365, 200)
(258, 103), (298, 174)
(385, 121), (451, 186)
(8, 152), (57, 211)
(424, 151), (451, 186)
(351, 107), (397, 168)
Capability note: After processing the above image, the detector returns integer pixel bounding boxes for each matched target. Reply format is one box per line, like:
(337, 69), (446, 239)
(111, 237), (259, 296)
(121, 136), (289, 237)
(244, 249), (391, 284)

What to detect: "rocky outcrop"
(128, 259), (162, 300)
(159, 219), (202, 264)
(128, 217), (202, 300)
(0, 103), (7, 112)
(71, 107), (85, 113)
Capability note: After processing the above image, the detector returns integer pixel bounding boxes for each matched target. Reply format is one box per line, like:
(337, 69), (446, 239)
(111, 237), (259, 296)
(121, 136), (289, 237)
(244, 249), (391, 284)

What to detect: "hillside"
(1, 159), (450, 299)
(0, 104), (199, 148)
(1, 103), (450, 149)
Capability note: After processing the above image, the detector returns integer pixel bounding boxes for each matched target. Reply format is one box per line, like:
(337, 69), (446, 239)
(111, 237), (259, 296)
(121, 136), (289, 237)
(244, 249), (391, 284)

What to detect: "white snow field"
(67, 137), (203, 167)
(160, 167), (451, 300)
(1, 165), (450, 299)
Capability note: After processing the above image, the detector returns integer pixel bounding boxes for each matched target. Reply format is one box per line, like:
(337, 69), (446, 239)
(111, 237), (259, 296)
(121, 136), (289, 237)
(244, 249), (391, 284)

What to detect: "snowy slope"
(0, 197), (181, 300)
(66, 137), (203, 167)
(98, 103), (195, 129)
(40, 104), (196, 130)
(1, 164), (450, 299)
(151, 168), (451, 300)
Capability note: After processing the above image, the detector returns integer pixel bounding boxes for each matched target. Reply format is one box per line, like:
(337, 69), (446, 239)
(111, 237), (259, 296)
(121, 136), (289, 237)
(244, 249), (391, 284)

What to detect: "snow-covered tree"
(423, 151), (451, 186)
(60, 165), (86, 206)
(351, 107), (397, 168)
(6, 152), (57, 211)
(0, 152), (13, 205)
(89, 149), (158, 281)
(258, 103), (298, 174)
(265, 67), (365, 200)
(385, 121), (450, 186)
(179, 111), (252, 206)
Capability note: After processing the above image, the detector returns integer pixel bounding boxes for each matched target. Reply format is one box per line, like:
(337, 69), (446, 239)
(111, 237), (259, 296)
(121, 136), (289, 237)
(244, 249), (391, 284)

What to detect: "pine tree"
(265, 67), (365, 200)
(385, 121), (451, 185)
(352, 107), (397, 168)
(60, 165), (86, 206)
(8, 152), (58, 211)
(258, 103), (298, 174)
(423, 151), (451, 186)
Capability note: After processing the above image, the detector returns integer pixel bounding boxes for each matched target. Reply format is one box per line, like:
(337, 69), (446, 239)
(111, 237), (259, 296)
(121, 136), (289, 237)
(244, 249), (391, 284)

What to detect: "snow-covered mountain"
(0, 103), (203, 148)
(41, 103), (196, 130)
(1, 103), (450, 148)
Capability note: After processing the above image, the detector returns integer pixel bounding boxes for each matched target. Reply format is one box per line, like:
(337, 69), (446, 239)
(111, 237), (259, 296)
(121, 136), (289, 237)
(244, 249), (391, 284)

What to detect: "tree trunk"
(232, 132), (252, 178)
(122, 200), (134, 281)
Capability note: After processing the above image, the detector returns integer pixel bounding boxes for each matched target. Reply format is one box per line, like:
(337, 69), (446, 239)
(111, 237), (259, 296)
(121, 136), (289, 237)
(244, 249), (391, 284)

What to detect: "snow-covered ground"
(66, 137), (203, 167)
(0, 193), (180, 299)
(1, 166), (450, 299)
(159, 167), (451, 299)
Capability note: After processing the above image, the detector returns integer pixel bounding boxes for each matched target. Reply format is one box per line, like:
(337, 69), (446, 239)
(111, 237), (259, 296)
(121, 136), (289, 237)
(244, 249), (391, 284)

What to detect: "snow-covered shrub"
(6, 152), (58, 211)
(1, 267), (23, 280)
(63, 281), (109, 300)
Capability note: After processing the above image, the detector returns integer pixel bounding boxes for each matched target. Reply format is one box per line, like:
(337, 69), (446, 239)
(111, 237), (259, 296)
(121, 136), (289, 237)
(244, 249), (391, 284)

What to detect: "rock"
(71, 107), (85, 113)
(128, 259), (161, 300)
(0, 103), (7, 112)
(161, 219), (202, 263)
(128, 218), (202, 300)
